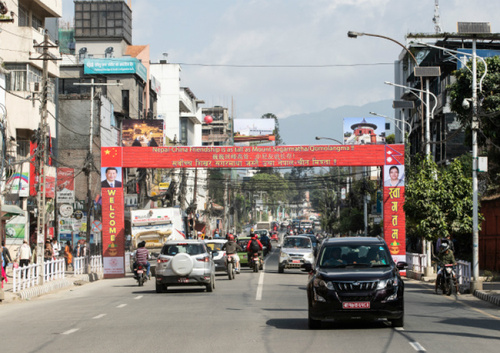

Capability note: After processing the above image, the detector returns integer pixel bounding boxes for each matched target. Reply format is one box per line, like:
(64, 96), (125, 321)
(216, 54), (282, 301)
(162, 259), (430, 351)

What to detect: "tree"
(404, 155), (479, 260)
(448, 55), (500, 194)
(261, 113), (285, 146)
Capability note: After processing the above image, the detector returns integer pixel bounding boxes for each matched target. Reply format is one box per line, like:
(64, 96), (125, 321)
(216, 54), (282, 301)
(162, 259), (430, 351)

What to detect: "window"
(137, 84), (144, 117)
(180, 117), (188, 145)
(32, 13), (43, 30)
(122, 90), (129, 115)
(5, 64), (27, 91)
(16, 129), (33, 158)
(18, 5), (29, 27)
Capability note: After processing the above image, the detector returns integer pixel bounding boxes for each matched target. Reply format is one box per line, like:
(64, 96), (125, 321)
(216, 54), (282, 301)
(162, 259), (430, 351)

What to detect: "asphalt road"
(1, 248), (500, 353)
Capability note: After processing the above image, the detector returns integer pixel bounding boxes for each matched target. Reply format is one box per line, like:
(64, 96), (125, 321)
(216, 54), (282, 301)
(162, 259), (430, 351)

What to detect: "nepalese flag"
(385, 145), (404, 165)
(101, 147), (122, 167)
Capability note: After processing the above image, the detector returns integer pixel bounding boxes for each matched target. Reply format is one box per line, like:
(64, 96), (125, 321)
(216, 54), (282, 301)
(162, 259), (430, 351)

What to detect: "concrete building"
(0, 0), (62, 244)
(202, 106), (233, 146)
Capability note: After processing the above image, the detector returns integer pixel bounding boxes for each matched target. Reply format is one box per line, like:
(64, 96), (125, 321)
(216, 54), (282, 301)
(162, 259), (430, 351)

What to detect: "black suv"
(306, 237), (407, 329)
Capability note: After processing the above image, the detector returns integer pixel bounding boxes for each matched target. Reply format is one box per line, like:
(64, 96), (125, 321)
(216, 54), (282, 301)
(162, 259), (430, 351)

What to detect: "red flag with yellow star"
(101, 147), (122, 167)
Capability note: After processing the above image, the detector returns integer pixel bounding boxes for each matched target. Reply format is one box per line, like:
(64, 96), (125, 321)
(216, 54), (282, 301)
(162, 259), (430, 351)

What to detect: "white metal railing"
(89, 255), (103, 273)
(406, 252), (427, 273)
(73, 256), (87, 275)
(12, 258), (65, 293)
(456, 260), (471, 291)
(12, 263), (40, 293)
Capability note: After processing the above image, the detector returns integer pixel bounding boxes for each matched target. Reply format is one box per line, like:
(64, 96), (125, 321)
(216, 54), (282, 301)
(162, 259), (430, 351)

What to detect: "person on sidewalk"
(51, 238), (61, 258)
(16, 240), (31, 278)
(1, 251), (7, 288)
(64, 241), (73, 271)
(1, 240), (13, 275)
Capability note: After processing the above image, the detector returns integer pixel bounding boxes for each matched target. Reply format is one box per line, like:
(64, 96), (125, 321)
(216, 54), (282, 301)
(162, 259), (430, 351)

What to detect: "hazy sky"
(62, 0), (498, 120)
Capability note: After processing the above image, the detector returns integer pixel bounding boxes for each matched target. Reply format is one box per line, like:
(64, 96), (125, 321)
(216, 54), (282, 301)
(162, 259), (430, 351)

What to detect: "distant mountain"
(278, 100), (394, 146)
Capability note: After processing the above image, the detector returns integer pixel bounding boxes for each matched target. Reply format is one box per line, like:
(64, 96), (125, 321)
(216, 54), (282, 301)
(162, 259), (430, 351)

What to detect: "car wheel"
(206, 276), (215, 292)
(278, 265), (284, 273)
(155, 281), (163, 293)
(308, 314), (321, 329)
(171, 253), (194, 276)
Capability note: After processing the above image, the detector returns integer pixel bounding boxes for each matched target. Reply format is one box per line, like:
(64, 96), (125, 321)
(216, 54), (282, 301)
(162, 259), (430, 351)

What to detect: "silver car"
(278, 235), (315, 273)
(155, 239), (216, 293)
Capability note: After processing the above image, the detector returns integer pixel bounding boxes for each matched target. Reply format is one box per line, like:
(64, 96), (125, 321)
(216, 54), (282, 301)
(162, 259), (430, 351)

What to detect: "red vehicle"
(270, 232), (279, 242)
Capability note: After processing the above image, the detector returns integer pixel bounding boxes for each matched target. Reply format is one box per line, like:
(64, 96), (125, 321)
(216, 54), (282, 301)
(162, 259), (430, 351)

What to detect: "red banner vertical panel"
(102, 187), (125, 278)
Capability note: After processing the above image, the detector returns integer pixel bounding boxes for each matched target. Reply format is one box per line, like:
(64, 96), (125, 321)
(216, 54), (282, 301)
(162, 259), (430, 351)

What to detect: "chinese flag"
(101, 147), (122, 167)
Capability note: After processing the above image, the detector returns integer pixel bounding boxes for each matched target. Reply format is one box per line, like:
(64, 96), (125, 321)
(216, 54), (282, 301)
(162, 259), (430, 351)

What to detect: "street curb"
(474, 290), (500, 307)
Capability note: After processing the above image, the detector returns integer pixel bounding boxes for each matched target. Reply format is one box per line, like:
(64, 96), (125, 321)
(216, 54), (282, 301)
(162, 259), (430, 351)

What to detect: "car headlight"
(304, 252), (313, 259)
(280, 252), (288, 258)
(377, 277), (398, 290)
(313, 276), (334, 290)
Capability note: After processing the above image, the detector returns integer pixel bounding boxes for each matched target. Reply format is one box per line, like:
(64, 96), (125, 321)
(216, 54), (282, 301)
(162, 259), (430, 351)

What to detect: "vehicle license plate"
(342, 302), (370, 309)
(292, 260), (301, 264)
(178, 277), (189, 283)
(137, 270), (143, 274)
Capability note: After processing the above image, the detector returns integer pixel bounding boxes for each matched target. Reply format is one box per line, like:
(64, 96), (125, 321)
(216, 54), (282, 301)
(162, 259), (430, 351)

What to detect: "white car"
(205, 239), (228, 273)
(155, 239), (216, 293)
(278, 235), (315, 273)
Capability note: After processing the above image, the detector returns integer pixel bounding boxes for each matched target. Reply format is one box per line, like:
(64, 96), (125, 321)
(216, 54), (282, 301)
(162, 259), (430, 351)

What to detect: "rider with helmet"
(222, 234), (243, 273)
(246, 233), (263, 266)
(133, 241), (150, 279)
(435, 242), (459, 294)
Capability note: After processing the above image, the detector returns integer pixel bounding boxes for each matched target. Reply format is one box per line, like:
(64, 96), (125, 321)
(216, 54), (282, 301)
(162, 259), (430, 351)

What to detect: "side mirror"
(396, 261), (408, 270)
(304, 263), (313, 272)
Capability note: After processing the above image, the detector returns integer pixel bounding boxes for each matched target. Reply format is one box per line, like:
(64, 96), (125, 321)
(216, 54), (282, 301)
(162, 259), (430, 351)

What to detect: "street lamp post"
(315, 136), (343, 145)
(369, 111), (412, 144)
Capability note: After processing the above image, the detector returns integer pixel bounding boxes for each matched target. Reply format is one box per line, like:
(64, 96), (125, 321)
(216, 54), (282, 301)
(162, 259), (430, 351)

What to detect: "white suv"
(278, 235), (315, 273)
(155, 240), (216, 293)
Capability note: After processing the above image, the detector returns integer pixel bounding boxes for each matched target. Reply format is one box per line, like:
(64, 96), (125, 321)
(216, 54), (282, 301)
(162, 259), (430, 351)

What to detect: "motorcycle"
(135, 263), (148, 286)
(436, 262), (455, 296)
(226, 254), (236, 280)
(250, 252), (261, 273)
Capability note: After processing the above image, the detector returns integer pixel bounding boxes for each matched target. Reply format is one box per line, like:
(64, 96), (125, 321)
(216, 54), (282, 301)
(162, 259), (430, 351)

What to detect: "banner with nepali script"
(102, 145), (390, 168)
(383, 145), (406, 268)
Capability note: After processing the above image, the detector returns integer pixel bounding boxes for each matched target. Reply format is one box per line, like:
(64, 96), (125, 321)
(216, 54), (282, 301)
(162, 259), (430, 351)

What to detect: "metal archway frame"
(101, 144), (405, 278)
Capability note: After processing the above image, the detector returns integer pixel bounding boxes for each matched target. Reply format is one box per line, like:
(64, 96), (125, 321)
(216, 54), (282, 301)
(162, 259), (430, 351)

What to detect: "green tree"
(261, 113), (285, 146)
(448, 55), (500, 194)
(404, 155), (478, 260)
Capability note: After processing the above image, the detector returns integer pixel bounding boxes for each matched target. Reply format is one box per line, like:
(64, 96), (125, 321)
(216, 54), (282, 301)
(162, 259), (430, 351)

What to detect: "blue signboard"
(84, 57), (148, 82)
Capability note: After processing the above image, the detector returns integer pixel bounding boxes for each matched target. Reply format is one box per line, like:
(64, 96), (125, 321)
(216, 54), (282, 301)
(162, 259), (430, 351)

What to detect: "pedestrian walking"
(16, 240), (32, 278)
(64, 241), (73, 271)
(74, 239), (89, 257)
(44, 240), (54, 261)
(1, 240), (13, 275)
(52, 238), (61, 258)
(1, 251), (7, 288)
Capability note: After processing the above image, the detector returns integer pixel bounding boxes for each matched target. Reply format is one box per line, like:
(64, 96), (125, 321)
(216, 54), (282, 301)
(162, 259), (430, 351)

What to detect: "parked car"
(205, 239), (228, 273)
(306, 236), (407, 329)
(278, 235), (315, 273)
(155, 239), (216, 293)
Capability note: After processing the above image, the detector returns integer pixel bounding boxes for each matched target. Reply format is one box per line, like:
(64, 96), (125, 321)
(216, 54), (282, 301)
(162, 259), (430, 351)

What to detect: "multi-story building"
(0, 0), (62, 244)
(202, 106), (232, 146)
(393, 35), (500, 165)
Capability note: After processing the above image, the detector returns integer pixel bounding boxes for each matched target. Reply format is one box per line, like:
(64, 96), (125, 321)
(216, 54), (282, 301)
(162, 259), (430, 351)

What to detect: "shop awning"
(1, 205), (25, 218)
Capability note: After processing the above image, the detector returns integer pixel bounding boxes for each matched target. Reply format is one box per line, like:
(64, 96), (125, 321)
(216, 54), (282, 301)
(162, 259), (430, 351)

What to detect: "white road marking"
(117, 304), (127, 308)
(61, 328), (79, 335)
(409, 342), (426, 351)
(394, 327), (404, 331)
(134, 295), (143, 300)
(93, 314), (106, 319)
(256, 271), (264, 300)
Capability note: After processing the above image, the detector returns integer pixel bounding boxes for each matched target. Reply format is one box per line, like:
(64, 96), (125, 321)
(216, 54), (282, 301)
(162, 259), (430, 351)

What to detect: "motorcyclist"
(434, 242), (459, 294)
(246, 233), (263, 267)
(134, 241), (150, 279)
(222, 234), (243, 273)
(260, 232), (272, 256)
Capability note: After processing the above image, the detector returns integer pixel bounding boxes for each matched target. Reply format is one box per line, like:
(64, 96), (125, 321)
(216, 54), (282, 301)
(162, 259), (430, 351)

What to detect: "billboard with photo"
(122, 119), (164, 147)
(343, 117), (386, 145)
(233, 119), (275, 144)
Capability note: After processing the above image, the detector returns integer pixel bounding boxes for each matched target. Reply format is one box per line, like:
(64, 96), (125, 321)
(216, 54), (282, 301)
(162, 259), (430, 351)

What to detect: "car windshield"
(318, 245), (390, 268)
(237, 239), (250, 250)
(283, 237), (311, 249)
(161, 243), (205, 256)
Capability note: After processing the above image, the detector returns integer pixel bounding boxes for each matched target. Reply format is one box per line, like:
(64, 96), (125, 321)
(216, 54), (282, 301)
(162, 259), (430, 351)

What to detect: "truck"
(129, 207), (186, 275)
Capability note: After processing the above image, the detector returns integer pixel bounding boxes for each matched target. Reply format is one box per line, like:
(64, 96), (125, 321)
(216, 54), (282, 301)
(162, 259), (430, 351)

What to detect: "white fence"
(405, 252), (471, 291)
(11, 256), (103, 293)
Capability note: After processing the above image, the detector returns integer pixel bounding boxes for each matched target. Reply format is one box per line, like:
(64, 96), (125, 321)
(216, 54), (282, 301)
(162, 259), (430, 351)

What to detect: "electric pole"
(31, 31), (59, 275)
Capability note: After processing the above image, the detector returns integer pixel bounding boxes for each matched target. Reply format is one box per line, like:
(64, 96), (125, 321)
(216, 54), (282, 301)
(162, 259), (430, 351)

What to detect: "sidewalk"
(1, 268), (102, 304)
(407, 269), (500, 307)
